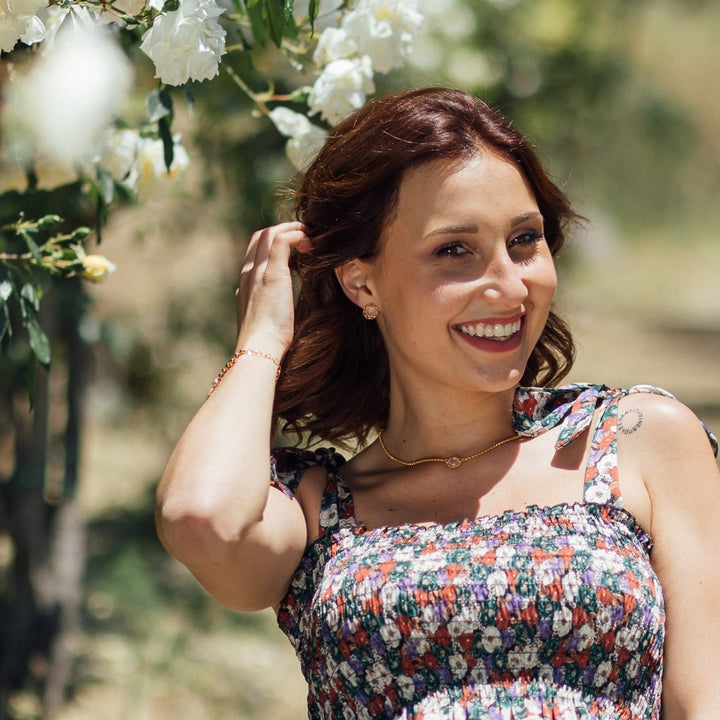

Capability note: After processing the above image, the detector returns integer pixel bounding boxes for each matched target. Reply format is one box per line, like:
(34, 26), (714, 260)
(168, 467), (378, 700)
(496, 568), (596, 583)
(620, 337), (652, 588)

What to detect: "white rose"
(140, 0), (226, 86)
(312, 26), (357, 67)
(33, 6), (69, 54)
(0, 0), (47, 52)
(97, 129), (141, 185)
(135, 136), (190, 202)
(2, 20), (133, 167)
(341, 0), (423, 74)
(269, 107), (327, 172)
(268, 106), (313, 138)
(82, 254), (117, 283)
(308, 56), (375, 126)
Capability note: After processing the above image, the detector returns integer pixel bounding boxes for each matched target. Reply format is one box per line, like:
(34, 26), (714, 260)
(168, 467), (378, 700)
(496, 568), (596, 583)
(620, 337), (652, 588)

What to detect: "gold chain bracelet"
(207, 348), (281, 396)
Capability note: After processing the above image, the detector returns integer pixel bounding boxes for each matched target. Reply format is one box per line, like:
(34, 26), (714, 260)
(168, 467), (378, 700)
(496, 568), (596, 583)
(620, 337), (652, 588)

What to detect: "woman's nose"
(477, 252), (529, 307)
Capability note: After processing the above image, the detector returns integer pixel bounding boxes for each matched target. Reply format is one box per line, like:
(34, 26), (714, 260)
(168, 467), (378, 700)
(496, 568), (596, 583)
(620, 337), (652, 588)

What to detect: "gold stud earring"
(362, 303), (380, 320)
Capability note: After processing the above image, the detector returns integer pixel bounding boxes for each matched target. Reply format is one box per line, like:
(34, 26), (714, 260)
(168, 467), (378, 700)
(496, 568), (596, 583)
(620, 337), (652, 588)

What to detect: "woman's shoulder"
(615, 388), (718, 457)
(514, 382), (717, 456)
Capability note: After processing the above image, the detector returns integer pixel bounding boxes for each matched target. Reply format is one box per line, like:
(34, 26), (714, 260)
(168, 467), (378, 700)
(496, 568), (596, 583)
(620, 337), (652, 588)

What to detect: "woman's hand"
(235, 221), (311, 358)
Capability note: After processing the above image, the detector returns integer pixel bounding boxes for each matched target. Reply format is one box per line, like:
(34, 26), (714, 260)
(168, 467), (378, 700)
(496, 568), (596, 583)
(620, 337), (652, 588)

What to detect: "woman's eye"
(435, 242), (468, 257)
(509, 230), (544, 249)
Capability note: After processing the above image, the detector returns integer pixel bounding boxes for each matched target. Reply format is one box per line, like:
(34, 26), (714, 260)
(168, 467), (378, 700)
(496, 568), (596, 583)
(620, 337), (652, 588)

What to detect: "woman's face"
(357, 150), (557, 395)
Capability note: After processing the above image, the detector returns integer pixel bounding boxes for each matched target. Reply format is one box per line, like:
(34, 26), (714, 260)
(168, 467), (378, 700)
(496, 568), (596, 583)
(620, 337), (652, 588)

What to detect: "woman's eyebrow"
(425, 224), (478, 238)
(511, 211), (543, 225)
(425, 212), (542, 239)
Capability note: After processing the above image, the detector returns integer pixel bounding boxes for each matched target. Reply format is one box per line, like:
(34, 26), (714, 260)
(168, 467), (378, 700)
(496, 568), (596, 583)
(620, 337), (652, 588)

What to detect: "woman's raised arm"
(155, 222), (313, 611)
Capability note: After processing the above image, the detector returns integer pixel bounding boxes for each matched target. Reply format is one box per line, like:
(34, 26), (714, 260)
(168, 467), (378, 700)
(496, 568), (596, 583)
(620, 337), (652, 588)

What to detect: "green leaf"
(158, 116), (175, 172)
(0, 303), (10, 344)
(26, 315), (51, 367)
(96, 165), (115, 206)
(113, 181), (136, 205)
(37, 214), (62, 231)
(282, 0), (298, 40)
(20, 283), (40, 315)
(265, 0), (286, 47)
(70, 227), (92, 242)
(25, 234), (42, 263)
(184, 85), (195, 112)
(96, 195), (108, 245)
(146, 88), (173, 123)
(308, 0), (319, 31)
(246, 0), (267, 46)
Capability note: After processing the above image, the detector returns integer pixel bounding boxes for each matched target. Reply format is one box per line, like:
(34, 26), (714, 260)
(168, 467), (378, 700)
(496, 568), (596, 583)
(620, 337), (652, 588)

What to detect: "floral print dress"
(270, 384), (718, 720)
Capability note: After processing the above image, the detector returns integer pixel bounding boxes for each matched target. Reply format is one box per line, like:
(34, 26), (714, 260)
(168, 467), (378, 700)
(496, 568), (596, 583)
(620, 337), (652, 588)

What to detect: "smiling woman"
(156, 88), (720, 720)
(278, 89), (576, 444)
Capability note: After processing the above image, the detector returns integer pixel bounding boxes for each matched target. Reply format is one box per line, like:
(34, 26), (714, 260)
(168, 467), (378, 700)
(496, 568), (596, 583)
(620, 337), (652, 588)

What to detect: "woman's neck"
(382, 381), (518, 462)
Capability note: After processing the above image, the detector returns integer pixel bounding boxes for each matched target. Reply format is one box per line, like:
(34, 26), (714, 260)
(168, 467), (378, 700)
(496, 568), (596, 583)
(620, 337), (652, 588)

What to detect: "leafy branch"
(0, 214), (115, 368)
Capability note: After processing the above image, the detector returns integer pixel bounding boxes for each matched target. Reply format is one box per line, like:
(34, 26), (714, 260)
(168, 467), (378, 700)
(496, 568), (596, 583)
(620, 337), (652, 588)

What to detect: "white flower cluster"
(309, 0), (424, 124)
(3, 21), (133, 168)
(1, 0), (424, 191)
(267, 107), (328, 173)
(139, 0), (227, 86)
(270, 0), (424, 172)
(0, 4), (198, 198)
(98, 129), (191, 202)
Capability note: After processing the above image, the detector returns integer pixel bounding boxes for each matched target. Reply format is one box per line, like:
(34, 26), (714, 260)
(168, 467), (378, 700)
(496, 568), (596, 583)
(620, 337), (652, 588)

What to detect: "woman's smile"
(454, 315), (525, 352)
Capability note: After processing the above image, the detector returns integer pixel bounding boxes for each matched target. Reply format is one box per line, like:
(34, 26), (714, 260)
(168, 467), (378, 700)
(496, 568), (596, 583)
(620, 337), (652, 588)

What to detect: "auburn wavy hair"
(273, 87), (577, 445)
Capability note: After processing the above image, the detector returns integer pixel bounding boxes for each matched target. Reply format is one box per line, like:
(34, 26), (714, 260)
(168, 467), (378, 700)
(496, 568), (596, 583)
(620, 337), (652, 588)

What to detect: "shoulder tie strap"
(271, 447), (352, 538)
(582, 391), (624, 507)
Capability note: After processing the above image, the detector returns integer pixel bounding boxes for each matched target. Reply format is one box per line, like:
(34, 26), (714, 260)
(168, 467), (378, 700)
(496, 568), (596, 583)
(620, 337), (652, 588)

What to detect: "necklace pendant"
(445, 456), (462, 469)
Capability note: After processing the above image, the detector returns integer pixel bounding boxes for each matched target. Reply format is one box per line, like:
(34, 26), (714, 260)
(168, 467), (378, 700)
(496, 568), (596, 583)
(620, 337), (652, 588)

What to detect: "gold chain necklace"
(377, 429), (521, 470)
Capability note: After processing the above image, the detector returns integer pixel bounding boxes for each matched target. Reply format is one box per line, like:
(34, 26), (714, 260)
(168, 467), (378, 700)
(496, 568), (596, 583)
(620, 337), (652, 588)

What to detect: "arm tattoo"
(618, 408), (644, 435)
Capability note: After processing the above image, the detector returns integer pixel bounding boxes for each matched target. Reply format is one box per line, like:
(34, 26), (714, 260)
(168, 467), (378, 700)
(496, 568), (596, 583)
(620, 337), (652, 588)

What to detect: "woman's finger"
(241, 222), (306, 271)
(239, 222), (308, 291)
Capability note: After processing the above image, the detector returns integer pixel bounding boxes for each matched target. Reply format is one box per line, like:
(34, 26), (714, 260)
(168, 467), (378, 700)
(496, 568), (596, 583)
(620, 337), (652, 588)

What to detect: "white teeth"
(459, 319), (521, 340)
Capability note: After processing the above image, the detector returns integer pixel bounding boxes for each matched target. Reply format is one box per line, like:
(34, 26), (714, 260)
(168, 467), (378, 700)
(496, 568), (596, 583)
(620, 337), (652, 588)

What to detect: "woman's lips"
(453, 316), (525, 353)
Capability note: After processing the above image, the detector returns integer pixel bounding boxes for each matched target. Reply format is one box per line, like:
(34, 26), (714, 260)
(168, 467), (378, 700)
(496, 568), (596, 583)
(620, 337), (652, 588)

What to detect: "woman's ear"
(334, 259), (378, 309)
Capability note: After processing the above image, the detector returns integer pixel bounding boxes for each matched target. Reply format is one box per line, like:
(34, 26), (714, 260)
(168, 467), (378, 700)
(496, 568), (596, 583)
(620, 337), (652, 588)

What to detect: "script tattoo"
(618, 408), (644, 435)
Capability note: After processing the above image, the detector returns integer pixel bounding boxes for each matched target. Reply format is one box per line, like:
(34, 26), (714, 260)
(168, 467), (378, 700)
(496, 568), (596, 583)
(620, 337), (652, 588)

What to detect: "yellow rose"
(81, 255), (117, 283)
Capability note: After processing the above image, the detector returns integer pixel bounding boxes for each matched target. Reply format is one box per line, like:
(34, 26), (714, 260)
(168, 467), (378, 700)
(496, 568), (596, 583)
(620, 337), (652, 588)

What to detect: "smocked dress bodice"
(270, 384), (718, 719)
